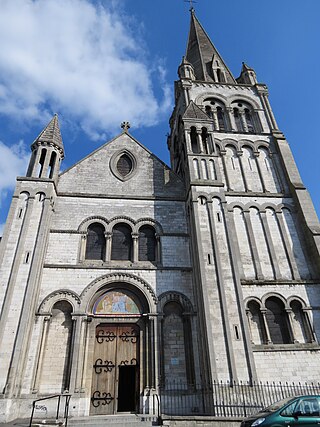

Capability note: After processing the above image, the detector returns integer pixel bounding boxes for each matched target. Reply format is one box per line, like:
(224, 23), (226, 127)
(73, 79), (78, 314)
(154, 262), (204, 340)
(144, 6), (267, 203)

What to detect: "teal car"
(241, 395), (320, 427)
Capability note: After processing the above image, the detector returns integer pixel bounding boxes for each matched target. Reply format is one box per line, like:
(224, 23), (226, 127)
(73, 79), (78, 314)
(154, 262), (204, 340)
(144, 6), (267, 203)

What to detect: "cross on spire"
(184, 0), (197, 12)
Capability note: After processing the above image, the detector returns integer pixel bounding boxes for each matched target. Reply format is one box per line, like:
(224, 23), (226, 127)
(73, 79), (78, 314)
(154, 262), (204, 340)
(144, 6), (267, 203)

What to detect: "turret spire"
(185, 11), (236, 84)
(26, 114), (64, 180)
(32, 114), (64, 150)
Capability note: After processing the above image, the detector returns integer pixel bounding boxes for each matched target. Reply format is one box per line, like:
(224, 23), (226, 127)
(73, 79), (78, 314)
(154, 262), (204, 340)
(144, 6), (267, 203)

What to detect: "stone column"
(197, 129), (204, 153)
(80, 318), (92, 392)
(239, 110), (248, 132)
(105, 231), (112, 262)
(68, 315), (83, 393)
(260, 309), (272, 344)
(245, 309), (254, 344)
(155, 234), (161, 264)
(79, 233), (87, 261)
(212, 108), (219, 130)
(227, 107), (237, 131)
(132, 233), (139, 263)
(285, 308), (298, 343)
(302, 308), (317, 343)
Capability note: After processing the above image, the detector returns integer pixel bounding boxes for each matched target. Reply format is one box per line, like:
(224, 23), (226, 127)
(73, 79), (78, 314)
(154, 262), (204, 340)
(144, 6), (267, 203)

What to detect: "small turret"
(26, 114), (64, 181)
(237, 62), (258, 85)
(178, 56), (196, 80)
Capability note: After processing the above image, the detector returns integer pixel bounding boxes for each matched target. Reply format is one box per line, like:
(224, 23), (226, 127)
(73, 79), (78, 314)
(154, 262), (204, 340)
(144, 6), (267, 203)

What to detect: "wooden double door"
(90, 324), (140, 415)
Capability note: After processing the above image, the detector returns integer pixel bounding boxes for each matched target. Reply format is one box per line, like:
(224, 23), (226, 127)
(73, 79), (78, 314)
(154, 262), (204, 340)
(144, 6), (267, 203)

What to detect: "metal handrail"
(29, 393), (72, 427)
(154, 393), (163, 425)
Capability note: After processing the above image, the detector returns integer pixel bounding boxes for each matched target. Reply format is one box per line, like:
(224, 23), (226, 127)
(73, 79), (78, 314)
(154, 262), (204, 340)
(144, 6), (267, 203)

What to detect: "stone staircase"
(68, 414), (159, 427)
(0, 414), (160, 427)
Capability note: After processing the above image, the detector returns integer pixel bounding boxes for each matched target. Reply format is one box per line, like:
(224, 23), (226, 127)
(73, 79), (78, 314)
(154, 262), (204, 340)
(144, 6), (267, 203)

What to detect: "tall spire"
(185, 10), (236, 84)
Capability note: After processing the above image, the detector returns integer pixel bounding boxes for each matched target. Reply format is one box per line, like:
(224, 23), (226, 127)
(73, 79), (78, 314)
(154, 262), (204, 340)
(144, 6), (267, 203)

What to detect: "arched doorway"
(89, 288), (147, 415)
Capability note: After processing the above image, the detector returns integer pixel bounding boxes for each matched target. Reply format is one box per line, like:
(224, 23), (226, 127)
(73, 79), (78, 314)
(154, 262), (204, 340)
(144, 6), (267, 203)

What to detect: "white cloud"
(0, 0), (171, 139)
(0, 140), (29, 209)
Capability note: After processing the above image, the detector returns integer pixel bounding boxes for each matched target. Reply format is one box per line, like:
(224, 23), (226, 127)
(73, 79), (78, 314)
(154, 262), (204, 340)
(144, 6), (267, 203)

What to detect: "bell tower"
(168, 9), (320, 384)
(0, 115), (64, 397)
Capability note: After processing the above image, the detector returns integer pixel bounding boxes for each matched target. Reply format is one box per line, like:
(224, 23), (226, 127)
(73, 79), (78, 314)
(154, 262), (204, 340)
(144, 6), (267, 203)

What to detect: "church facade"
(0, 10), (320, 422)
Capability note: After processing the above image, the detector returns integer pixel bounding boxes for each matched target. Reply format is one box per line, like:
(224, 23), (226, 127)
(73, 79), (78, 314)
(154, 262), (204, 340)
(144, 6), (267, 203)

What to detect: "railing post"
(29, 402), (36, 427)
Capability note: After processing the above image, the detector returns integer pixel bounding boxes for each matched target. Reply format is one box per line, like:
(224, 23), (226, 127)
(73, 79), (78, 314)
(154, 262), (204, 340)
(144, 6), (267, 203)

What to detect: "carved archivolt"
(158, 291), (194, 314)
(80, 272), (157, 313)
(38, 289), (81, 313)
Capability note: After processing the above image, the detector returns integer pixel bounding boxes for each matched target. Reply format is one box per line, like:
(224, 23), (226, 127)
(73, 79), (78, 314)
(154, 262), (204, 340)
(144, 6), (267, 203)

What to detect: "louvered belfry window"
(85, 223), (106, 260)
(111, 223), (132, 260)
(139, 225), (156, 261)
(117, 154), (132, 178)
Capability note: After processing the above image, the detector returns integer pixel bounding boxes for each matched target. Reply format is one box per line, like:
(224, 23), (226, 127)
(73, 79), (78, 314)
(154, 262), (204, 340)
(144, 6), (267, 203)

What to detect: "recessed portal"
(117, 365), (137, 412)
(90, 324), (140, 415)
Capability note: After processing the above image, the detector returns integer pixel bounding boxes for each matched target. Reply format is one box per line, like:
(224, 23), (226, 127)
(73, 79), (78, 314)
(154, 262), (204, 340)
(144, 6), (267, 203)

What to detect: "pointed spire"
(185, 11), (236, 84)
(32, 114), (64, 150)
(237, 62), (258, 85)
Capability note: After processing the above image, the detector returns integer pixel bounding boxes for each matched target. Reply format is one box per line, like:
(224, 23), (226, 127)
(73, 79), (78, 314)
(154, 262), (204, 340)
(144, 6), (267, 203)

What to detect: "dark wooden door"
(90, 324), (139, 415)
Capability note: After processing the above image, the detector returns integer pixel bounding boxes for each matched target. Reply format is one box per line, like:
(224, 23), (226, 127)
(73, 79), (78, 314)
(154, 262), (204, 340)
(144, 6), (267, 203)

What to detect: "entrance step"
(68, 414), (159, 427)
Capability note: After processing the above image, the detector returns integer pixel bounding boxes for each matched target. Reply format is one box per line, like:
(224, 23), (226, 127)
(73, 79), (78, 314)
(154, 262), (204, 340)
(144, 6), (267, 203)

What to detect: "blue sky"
(0, 0), (320, 234)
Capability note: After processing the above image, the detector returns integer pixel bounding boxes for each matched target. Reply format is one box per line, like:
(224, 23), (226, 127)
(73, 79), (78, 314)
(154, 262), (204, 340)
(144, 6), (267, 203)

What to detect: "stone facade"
(0, 9), (320, 423)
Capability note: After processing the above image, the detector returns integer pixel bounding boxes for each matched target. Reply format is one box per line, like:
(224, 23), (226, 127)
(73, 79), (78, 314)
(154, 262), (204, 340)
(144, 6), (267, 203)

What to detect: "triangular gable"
(58, 132), (185, 199)
(183, 101), (210, 121)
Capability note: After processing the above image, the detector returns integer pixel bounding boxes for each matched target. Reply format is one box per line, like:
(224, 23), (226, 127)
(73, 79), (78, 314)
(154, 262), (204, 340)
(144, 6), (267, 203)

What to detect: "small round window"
(117, 154), (133, 178)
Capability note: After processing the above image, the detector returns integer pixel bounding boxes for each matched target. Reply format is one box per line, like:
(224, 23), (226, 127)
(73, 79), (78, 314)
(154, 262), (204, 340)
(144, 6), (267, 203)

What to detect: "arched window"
(85, 223), (106, 260)
(48, 151), (57, 179)
(190, 127), (199, 153)
(111, 223), (132, 261)
(205, 105), (213, 118)
(38, 148), (47, 177)
(231, 101), (259, 133)
(203, 98), (228, 131)
(247, 300), (265, 345)
(217, 107), (226, 131)
(201, 127), (210, 154)
(233, 108), (243, 132)
(245, 108), (255, 132)
(290, 300), (311, 343)
(265, 297), (291, 344)
(138, 225), (156, 261)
